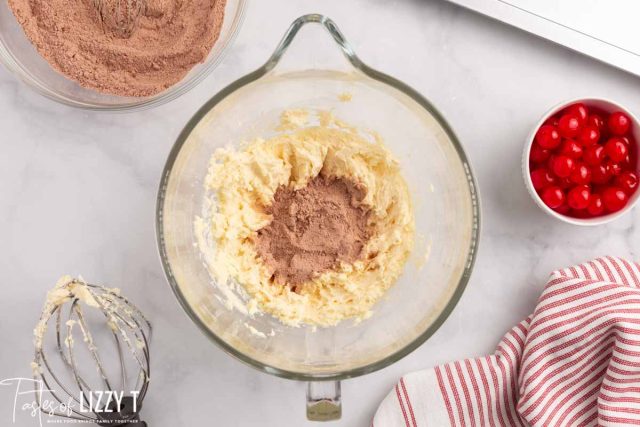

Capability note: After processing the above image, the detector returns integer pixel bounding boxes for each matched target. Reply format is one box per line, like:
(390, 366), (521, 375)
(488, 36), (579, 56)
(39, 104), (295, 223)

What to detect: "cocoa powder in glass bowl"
(7, 0), (227, 97)
(0, 0), (246, 110)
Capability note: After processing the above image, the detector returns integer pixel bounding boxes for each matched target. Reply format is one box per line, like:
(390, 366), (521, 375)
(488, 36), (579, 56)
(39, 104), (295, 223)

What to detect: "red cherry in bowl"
(541, 186), (565, 209)
(551, 155), (575, 178)
(602, 187), (628, 212)
(559, 139), (583, 159)
(558, 114), (581, 138)
(579, 126), (600, 147)
(583, 145), (605, 166)
(604, 137), (629, 162)
(587, 114), (605, 133)
(530, 143), (551, 163)
(587, 194), (605, 216)
(567, 185), (591, 210)
(570, 164), (591, 185)
(567, 103), (588, 124)
(608, 111), (631, 136)
(530, 169), (555, 190)
(616, 171), (638, 194)
(535, 125), (561, 149)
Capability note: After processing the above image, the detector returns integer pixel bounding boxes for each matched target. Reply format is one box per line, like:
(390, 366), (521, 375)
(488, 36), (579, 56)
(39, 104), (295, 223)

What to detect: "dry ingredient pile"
(7, 0), (227, 97)
(255, 175), (372, 289)
(196, 110), (415, 327)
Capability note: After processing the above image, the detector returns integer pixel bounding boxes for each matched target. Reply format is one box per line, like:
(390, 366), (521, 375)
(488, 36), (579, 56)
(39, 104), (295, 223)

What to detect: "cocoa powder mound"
(255, 175), (372, 289)
(7, 0), (227, 97)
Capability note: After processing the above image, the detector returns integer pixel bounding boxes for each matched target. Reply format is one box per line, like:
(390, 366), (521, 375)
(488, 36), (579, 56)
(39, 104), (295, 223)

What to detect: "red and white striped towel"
(373, 256), (640, 427)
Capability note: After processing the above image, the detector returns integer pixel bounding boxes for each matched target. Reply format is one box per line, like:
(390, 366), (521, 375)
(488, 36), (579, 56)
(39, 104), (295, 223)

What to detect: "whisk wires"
(33, 277), (151, 423)
(91, 0), (146, 38)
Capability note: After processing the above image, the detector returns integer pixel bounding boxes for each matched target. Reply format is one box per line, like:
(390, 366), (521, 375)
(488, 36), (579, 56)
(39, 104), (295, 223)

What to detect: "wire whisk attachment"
(32, 276), (151, 426)
(90, 0), (146, 38)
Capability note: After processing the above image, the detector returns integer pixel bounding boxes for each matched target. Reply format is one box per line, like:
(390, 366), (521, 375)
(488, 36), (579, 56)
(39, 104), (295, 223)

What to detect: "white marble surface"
(1, 0), (640, 426)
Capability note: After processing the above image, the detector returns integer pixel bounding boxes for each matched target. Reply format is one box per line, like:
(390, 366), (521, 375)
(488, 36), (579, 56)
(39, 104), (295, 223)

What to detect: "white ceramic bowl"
(523, 97), (640, 226)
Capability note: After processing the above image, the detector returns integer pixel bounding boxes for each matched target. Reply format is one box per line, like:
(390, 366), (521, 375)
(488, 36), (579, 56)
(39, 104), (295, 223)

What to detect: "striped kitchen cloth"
(373, 256), (640, 426)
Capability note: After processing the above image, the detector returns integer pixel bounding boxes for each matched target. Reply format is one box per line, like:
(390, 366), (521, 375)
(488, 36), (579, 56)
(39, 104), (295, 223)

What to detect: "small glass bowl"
(0, 0), (247, 111)
(523, 97), (640, 226)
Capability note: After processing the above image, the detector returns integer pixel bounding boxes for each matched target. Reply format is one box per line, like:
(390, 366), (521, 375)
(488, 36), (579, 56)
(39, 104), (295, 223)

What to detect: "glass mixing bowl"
(0, 0), (246, 111)
(156, 14), (480, 420)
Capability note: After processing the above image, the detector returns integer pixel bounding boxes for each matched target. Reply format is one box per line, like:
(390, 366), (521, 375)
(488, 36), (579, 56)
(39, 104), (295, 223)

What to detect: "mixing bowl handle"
(260, 14), (365, 76)
(306, 381), (342, 421)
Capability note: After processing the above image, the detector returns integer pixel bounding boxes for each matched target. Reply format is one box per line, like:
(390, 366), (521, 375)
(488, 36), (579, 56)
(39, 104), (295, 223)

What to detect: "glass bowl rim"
(155, 14), (482, 381)
(0, 0), (248, 112)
